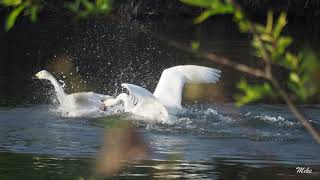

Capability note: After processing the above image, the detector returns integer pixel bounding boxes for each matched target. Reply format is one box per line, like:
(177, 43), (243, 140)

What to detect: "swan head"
(35, 70), (52, 80)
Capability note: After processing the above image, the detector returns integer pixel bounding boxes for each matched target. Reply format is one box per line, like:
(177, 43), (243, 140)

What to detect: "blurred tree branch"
(179, 0), (320, 143)
(168, 38), (320, 143)
(168, 40), (267, 78)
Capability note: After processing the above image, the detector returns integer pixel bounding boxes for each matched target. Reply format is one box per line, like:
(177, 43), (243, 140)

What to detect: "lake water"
(0, 15), (320, 179)
(0, 104), (319, 179)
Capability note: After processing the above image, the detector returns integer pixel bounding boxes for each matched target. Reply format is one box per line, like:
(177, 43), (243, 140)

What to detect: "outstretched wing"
(153, 65), (221, 111)
(121, 83), (169, 121)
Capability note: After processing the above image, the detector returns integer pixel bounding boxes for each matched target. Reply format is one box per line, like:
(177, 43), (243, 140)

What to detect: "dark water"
(0, 15), (320, 179)
(0, 104), (319, 179)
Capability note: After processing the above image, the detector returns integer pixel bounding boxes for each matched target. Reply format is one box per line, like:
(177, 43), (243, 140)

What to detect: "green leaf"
(273, 36), (292, 60)
(1, 0), (21, 6)
(252, 36), (265, 58)
(96, 0), (112, 11)
(299, 49), (318, 75)
(238, 20), (250, 32)
(234, 9), (244, 21)
(288, 49), (320, 101)
(81, 0), (94, 11)
(29, 5), (39, 22)
(194, 9), (216, 23)
(191, 41), (200, 51)
(180, 0), (234, 23)
(289, 72), (300, 84)
(284, 52), (298, 69)
(67, 0), (112, 17)
(266, 11), (273, 33)
(261, 33), (273, 42)
(67, 0), (81, 12)
(235, 79), (272, 106)
(5, 4), (25, 31)
(193, 2), (234, 23)
(273, 12), (287, 38)
(179, 0), (217, 8)
(278, 36), (292, 50)
(255, 24), (266, 33)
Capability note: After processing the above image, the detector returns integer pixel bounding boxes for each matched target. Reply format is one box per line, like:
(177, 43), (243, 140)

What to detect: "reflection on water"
(0, 151), (93, 180)
(0, 151), (319, 179)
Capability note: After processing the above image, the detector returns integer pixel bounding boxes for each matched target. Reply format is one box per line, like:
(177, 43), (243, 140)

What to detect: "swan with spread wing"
(102, 65), (221, 122)
(35, 70), (113, 117)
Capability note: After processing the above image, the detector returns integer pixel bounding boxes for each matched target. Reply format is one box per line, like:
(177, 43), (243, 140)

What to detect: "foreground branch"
(270, 78), (320, 143)
(168, 40), (267, 78)
(167, 39), (320, 143)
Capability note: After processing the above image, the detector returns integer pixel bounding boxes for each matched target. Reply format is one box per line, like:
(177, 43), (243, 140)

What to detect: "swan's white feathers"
(177, 65), (221, 84)
(153, 65), (221, 112)
(69, 92), (112, 107)
(121, 83), (169, 121)
(35, 70), (113, 117)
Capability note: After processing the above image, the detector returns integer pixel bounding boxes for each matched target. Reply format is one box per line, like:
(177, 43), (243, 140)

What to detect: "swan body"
(103, 65), (221, 122)
(35, 70), (113, 117)
(104, 83), (169, 122)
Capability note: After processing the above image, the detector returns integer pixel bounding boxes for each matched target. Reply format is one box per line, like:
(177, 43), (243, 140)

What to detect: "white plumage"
(154, 65), (221, 113)
(103, 65), (221, 122)
(35, 70), (112, 117)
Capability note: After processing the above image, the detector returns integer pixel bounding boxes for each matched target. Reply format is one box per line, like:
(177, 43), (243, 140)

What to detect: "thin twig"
(245, 10), (320, 143)
(270, 78), (320, 143)
(168, 38), (320, 143)
(230, 0), (320, 143)
(167, 40), (267, 78)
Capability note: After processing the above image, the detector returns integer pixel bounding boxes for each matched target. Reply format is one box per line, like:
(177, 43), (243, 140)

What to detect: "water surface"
(0, 103), (319, 179)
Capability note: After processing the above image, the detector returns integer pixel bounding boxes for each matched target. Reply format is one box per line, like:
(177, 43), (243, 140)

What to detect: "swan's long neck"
(45, 74), (66, 104)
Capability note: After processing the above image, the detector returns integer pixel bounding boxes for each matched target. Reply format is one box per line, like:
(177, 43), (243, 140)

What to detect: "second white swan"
(102, 65), (221, 122)
(35, 70), (113, 117)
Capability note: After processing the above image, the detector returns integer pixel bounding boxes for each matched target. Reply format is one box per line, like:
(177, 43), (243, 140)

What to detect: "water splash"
(130, 105), (305, 141)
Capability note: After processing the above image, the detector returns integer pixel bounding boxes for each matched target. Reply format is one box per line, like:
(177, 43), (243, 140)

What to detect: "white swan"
(35, 70), (113, 117)
(102, 65), (221, 122)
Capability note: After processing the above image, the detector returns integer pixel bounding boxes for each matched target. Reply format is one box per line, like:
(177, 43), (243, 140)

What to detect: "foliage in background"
(235, 79), (272, 106)
(179, 0), (320, 142)
(67, 0), (112, 18)
(1, 0), (113, 31)
(180, 0), (320, 106)
(1, 0), (42, 31)
(181, 0), (234, 23)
